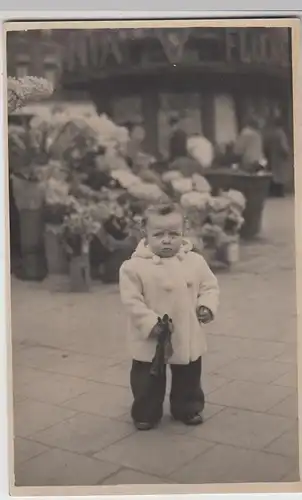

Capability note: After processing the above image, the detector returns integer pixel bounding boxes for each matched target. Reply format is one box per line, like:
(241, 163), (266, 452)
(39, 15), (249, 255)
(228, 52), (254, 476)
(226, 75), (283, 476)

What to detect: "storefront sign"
(157, 28), (191, 64)
(44, 27), (291, 73)
(225, 28), (290, 67)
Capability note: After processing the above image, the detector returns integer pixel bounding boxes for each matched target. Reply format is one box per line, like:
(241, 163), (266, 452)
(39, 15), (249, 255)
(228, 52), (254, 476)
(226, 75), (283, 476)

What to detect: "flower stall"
(9, 104), (168, 288)
(8, 81), (250, 288)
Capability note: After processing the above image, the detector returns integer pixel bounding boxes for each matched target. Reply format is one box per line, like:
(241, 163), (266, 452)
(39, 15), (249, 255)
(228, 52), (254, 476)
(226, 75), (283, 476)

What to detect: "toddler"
(119, 202), (219, 430)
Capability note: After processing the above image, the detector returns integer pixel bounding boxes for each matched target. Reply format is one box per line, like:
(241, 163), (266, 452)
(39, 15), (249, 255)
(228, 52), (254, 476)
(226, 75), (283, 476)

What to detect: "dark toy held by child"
(150, 314), (173, 377)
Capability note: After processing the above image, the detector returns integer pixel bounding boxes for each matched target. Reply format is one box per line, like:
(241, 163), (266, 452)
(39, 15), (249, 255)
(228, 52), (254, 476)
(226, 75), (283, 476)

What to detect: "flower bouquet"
(46, 112), (130, 169)
(44, 178), (82, 277)
(61, 209), (101, 291)
(207, 196), (231, 228)
(44, 177), (77, 225)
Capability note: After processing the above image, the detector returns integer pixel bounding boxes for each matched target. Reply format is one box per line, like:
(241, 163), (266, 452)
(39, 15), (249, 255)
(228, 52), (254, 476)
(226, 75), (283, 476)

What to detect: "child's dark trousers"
(130, 356), (205, 424)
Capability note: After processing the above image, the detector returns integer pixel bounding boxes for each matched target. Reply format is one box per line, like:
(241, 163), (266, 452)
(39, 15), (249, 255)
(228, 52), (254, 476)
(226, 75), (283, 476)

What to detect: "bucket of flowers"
(201, 189), (246, 267)
(7, 76), (54, 281)
(60, 208), (101, 292)
(199, 223), (228, 269)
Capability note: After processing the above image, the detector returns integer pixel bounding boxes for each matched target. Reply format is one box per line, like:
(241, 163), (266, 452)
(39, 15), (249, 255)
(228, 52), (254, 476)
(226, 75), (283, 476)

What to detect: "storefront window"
(241, 95), (282, 129)
(157, 93), (202, 159)
(43, 67), (57, 87)
(214, 94), (238, 145)
(16, 64), (29, 79)
(112, 96), (143, 126)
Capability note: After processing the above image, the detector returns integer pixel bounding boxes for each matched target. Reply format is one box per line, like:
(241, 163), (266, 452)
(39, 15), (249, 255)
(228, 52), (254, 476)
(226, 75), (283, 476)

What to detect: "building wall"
(6, 27), (293, 160)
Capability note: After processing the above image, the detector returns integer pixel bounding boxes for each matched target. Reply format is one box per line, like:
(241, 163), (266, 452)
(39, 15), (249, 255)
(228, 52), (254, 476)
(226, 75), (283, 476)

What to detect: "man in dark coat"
(169, 115), (188, 161)
(263, 116), (291, 197)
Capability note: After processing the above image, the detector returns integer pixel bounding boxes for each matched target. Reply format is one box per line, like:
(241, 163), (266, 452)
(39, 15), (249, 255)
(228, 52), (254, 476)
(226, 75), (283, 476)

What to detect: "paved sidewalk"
(11, 197), (298, 486)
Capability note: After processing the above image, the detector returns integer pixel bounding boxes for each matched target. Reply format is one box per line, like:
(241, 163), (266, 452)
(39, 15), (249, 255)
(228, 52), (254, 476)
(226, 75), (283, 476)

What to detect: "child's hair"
(142, 202), (184, 227)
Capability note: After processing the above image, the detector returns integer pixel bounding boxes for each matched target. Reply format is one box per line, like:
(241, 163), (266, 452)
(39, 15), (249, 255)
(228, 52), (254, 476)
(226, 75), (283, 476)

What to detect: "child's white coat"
(119, 239), (219, 365)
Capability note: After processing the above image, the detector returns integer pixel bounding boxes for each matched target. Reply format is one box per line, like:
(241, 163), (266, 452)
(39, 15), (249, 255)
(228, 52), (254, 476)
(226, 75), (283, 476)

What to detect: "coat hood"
(131, 238), (193, 264)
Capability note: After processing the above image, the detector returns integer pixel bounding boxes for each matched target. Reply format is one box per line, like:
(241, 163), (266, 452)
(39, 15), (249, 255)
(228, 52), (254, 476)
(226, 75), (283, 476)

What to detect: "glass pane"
(241, 95), (282, 128)
(16, 64), (28, 78)
(44, 68), (57, 87)
(112, 96), (143, 126)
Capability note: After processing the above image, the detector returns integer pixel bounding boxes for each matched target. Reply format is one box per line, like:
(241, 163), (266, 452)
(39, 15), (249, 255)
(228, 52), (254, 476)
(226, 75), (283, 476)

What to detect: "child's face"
(146, 212), (184, 258)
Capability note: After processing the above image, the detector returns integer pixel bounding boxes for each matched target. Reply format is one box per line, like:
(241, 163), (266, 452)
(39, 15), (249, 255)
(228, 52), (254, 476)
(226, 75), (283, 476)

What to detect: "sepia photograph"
(5, 19), (299, 492)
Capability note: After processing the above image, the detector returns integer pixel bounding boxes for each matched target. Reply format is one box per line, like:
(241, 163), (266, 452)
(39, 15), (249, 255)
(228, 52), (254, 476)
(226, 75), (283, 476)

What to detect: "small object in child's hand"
(149, 318), (164, 338)
(150, 315), (173, 338)
(197, 306), (213, 324)
(150, 314), (173, 377)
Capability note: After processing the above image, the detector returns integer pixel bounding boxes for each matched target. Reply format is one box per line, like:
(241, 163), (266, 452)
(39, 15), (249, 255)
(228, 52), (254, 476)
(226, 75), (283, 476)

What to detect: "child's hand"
(197, 306), (213, 324)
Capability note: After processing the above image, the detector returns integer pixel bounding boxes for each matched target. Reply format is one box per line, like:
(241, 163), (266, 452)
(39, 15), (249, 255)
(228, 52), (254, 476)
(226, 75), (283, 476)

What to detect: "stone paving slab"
(14, 437), (49, 467)
(14, 399), (77, 438)
(62, 383), (132, 419)
(213, 358), (293, 384)
(15, 448), (120, 486)
(102, 468), (174, 485)
(189, 407), (295, 450)
(265, 424), (299, 459)
(273, 366), (297, 388)
(207, 379), (296, 412)
(94, 431), (214, 477)
(30, 413), (135, 455)
(268, 394), (298, 419)
(169, 444), (296, 484)
(18, 371), (104, 406)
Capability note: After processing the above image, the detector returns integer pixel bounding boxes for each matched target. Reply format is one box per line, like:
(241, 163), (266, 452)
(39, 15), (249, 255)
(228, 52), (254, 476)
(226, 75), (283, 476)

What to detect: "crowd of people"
(125, 112), (291, 198)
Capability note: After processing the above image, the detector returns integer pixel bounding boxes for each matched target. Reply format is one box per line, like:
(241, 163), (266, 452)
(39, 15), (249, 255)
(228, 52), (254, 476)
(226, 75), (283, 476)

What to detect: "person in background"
(169, 115), (188, 161)
(263, 116), (290, 198)
(234, 116), (265, 171)
(124, 121), (164, 188)
(125, 122), (146, 169)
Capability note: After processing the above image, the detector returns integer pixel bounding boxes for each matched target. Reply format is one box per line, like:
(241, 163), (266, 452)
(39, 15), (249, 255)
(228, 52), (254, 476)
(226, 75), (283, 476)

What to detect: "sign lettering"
(226, 28), (289, 66)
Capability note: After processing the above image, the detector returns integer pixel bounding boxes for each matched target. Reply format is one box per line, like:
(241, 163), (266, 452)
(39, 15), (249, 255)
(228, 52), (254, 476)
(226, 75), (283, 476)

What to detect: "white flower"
(192, 174), (211, 193)
(8, 77), (54, 113)
(187, 136), (214, 168)
(180, 191), (211, 210)
(128, 182), (165, 202)
(111, 169), (141, 189)
(171, 177), (193, 194)
(162, 170), (183, 183)
(224, 190), (246, 211)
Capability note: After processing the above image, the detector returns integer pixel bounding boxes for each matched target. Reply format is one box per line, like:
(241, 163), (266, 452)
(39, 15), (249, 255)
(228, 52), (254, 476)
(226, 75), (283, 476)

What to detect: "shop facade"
(58, 27), (293, 160)
(7, 27), (293, 158)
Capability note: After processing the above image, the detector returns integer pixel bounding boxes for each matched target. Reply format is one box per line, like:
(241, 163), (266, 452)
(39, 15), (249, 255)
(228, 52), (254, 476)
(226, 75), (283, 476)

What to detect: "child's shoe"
(183, 413), (204, 426)
(172, 413), (204, 426)
(134, 421), (154, 431)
